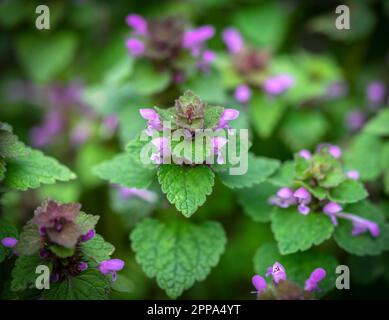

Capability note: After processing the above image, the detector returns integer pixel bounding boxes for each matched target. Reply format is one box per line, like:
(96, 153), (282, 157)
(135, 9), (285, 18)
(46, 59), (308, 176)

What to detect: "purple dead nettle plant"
(252, 262), (327, 300)
(222, 27), (294, 104)
(269, 143), (380, 238)
(14, 200), (124, 284)
(126, 14), (216, 82)
(345, 80), (387, 131)
(138, 90), (239, 166)
(7, 80), (118, 148)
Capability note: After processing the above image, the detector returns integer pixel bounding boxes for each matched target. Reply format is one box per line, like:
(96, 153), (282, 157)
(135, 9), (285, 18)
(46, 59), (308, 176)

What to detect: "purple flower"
(99, 259), (125, 281)
(265, 262), (286, 284)
(252, 275), (267, 293)
(293, 187), (311, 215)
(222, 28), (244, 55)
(212, 137), (228, 164)
(338, 213), (380, 237)
(79, 229), (95, 242)
(323, 203), (380, 237)
(346, 111), (366, 131)
(304, 268), (326, 292)
(150, 137), (170, 164)
(78, 262), (88, 272)
(118, 187), (157, 203)
(1, 237), (18, 248)
(323, 202), (342, 226)
(217, 109), (239, 130)
(317, 143), (342, 159)
(234, 85), (251, 103)
(126, 14), (148, 35)
(126, 38), (145, 56)
(298, 149), (312, 160)
(347, 170), (360, 180)
(182, 25), (214, 56)
(263, 74), (294, 96)
(366, 81), (386, 104)
(139, 108), (163, 135)
(328, 145), (342, 159)
(269, 187), (297, 208)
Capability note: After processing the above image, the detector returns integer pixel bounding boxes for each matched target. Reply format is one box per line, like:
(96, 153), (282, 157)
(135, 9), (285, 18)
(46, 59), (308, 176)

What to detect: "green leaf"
(80, 234), (115, 263)
(217, 154), (280, 189)
(0, 158), (6, 181)
(0, 219), (18, 263)
(204, 105), (224, 129)
(280, 111), (328, 151)
(130, 61), (170, 95)
(4, 148), (76, 191)
(253, 243), (338, 297)
(48, 245), (75, 258)
(271, 207), (335, 254)
(11, 255), (47, 291)
(364, 109), (389, 136)
(182, 71), (227, 104)
(268, 161), (295, 187)
(17, 31), (78, 83)
(381, 143), (389, 194)
(334, 201), (389, 256)
(131, 219), (226, 298)
(93, 153), (156, 189)
(75, 212), (99, 235)
(111, 274), (134, 293)
(233, 2), (289, 50)
(158, 165), (214, 217)
(0, 129), (27, 158)
(328, 179), (368, 204)
(15, 221), (42, 256)
(250, 93), (287, 139)
(235, 182), (278, 222)
(343, 133), (383, 181)
(43, 269), (111, 300)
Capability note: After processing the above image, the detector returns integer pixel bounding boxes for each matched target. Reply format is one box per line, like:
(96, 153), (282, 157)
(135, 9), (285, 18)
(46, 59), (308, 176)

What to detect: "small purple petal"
(126, 38), (145, 56)
(328, 145), (342, 159)
(126, 14), (148, 35)
(234, 85), (251, 103)
(298, 204), (310, 215)
(266, 262), (286, 284)
(323, 202), (343, 215)
(80, 229), (95, 242)
(304, 268), (326, 292)
(222, 28), (244, 55)
(182, 25), (214, 53)
(1, 237), (18, 248)
(78, 262), (88, 272)
(366, 81), (386, 104)
(276, 187), (294, 199)
(252, 275), (267, 293)
(263, 74), (294, 96)
(347, 170), (360, 180)
(293, 187), (311, 204)
(298, 149), (312, 160)
(99, 259), (125, 275)
(217, 109), (239, 129)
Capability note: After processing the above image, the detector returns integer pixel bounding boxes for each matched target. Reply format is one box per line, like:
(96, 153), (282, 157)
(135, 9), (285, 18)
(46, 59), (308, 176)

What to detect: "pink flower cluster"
(252, 262), (327, 295)
(126, 14), (216, 72)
